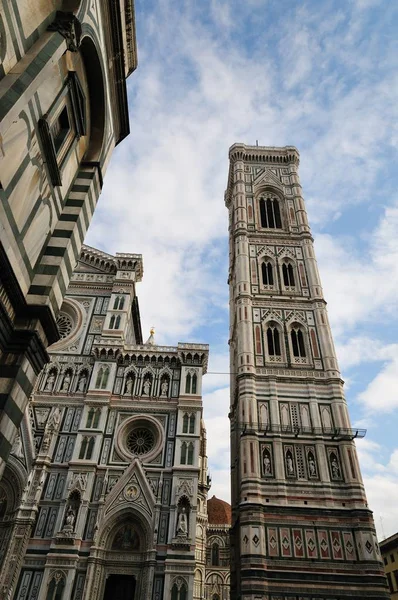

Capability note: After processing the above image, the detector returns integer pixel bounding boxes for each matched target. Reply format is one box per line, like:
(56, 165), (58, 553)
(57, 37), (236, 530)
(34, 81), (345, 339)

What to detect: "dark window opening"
(291, 328), (306, 357)
(51, 106), (70, 153)
(212, 543), (220, 566)
(259, 197), (282, 228)
(282, 263), (295, 287)
(261, 261), (274, 285)
(267, 326), (281, 356)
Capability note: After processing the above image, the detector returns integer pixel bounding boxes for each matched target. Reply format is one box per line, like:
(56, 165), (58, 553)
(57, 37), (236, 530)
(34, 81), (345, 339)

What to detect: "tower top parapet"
(228, 143), (300, 164)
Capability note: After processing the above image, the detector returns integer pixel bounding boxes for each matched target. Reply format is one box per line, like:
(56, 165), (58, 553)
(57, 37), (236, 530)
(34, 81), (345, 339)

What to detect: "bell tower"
(225, 143), (388, 600)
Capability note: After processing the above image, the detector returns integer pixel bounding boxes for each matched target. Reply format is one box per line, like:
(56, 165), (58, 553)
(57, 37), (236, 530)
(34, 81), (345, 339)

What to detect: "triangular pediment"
(252, 167), (283, 192)
(103, 458), (156, 520)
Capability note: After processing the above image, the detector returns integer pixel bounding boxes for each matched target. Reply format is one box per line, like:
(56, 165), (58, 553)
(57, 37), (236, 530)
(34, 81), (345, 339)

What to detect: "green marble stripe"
(65, 199), (84, 208)
(0, 33), (64, 122)
(52, 229), (73, 239)
(0, 433), (12, 462)
(0, 393), (24, 426)
(43, 246), (67, 257)
(59, 213), (79, 222)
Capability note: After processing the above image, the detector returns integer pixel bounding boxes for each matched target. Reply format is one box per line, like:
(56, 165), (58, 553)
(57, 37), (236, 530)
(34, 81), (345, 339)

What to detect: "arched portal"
(84, 509), (155, 600)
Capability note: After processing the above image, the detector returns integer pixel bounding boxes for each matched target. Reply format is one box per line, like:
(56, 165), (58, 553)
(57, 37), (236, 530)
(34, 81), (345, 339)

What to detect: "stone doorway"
(103, 574), (136, 600)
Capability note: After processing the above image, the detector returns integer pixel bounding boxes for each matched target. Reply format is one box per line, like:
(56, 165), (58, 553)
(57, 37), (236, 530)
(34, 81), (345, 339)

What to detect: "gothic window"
(259, 197), (282, 228)
(86, 408), (100, 428)
(95, 366), (109, 389)
(266, 324), (281, 356)
(191, 373), (197, 394)
(187, 442), (194, 465)
(113, 296), (125, 310)
(189, 413), (195, 434)
(291, 327), (306, 357)
(261, 261), (274, 286)
(185, 373), (191, 394)
(182, 414), (189, 433)
(46, 572), (66, 600)
(180, 442), (187, 464)
(109, 315), (121, 329)
(282, 262), (295, 287)
(171, 583), (187, 600)
(212, 542), (220, 566)
(79, 436), (94, 460)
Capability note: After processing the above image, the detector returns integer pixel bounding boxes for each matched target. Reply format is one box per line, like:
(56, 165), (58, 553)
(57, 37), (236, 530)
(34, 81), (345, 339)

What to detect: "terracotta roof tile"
(207, 495), (231, 525)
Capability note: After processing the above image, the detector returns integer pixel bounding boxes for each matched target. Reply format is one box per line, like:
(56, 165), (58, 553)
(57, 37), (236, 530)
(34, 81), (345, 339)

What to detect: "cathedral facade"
(0, 245), (209, 600)
(0, 1), (137, 479)
(225, 144), (388, 599)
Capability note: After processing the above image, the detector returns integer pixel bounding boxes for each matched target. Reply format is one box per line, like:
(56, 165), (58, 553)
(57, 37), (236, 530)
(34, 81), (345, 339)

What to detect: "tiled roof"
(207, 495), (231, 525)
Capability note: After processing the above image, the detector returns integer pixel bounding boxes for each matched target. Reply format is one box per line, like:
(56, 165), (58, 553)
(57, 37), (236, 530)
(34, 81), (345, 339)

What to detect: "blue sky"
(87, 0), (398, 539)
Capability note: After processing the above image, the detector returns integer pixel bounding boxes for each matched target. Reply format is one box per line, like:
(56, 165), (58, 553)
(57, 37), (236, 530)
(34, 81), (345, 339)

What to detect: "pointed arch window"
(191, 373), (197, 394)
(291, 327), (306, 357)
(266, 324), (281, 356)
(109, 315), (121, 329)
(171, 582), (187, 600)
(95, 366), (109, 389)
(261, 261), (274, 286)
(113, 296), (125, 310)
(181, 442), (187, 464)
(259, 197), (282, 228)
(282, 262), (295, 287)
(189, 413), (195, 434)
(212, 542), (220, 566)
(183, 413), (189, 433)
(46, 573), (65, 600)
(185, 373), (191, 394)
(86, 408), (95, 428)
(187, 442), (194, 465)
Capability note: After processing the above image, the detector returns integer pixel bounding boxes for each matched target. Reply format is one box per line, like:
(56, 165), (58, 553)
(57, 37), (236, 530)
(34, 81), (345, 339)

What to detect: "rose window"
(56, 313), (73, 339)
(126, 428), (155, 455)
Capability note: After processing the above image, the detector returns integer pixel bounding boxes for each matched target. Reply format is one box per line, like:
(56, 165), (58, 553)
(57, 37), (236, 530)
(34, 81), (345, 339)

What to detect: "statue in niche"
(330, 453), (341, 479)
(142, 378), (151, 396)
(124, 376), (134, 395)
(286, 450), (294, 475)
(160, 380), (169, 397)
(63, 507), (76, 531)
(11, 433), (24, 459)
(44, 372), (56, 392)
(176, 507), (188, 536)
(77, 372), (87, 392)
(308, 452), (317, 476)
(262, 447), (272, 476)
(61, 372), (71, 392)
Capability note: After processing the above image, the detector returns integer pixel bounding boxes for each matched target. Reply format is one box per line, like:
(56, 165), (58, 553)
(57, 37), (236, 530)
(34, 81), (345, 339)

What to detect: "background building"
(225, 143), (388, 600)
(205, 496), (231, 600)
(0, 245), (209, 600)
(0, 1), (137, 479)
(380, 532), (398, 598)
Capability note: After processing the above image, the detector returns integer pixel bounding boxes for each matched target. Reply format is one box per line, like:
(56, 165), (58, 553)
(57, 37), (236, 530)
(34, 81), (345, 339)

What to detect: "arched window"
(189, 413), (195, 434)
(259, 197), (282, 228)
(187, 443), (194, 465)
(115, 315), (121, 329)
(95, 367), (103, 388)
(113, 296), (120, 309)
(181, 442), (187, 464)
(86, 408), (94, 428)
(282, 262), (295, 287)
(212, 543), (220, 566)
(185, 373), (191, 394)
(183, 413), (189, 433)
(291, 327), (306, 357)
(191, 373), (197, 394)
(93, 408), (100, 428)
(113, 296), (125, 310)
(109, 315), (115, 329)
(171, 582), (187, 600)
(266, 325), (281, 356)
(79, 437), (88, 459)
(86, 437), (95, 460)
(261, 261), (273, 286)
(46, 573), (65, 600)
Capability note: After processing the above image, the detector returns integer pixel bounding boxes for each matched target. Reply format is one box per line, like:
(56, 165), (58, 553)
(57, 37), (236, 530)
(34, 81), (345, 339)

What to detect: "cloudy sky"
(87, 0), (398, 539)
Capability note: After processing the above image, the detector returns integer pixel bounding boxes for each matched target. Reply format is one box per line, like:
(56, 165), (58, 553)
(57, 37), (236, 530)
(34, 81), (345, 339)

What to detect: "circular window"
(126, 428), (155, 455)
(56, 313), (74, 339)
(116, 415), (164, 462)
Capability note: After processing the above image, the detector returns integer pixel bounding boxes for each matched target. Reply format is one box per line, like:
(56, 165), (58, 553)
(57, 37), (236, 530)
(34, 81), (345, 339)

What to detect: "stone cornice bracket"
(48, 11), (82, 52)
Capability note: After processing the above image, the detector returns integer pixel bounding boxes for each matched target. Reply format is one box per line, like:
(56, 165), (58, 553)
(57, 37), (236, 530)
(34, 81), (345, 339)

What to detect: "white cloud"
(358, 357), (398, 413)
